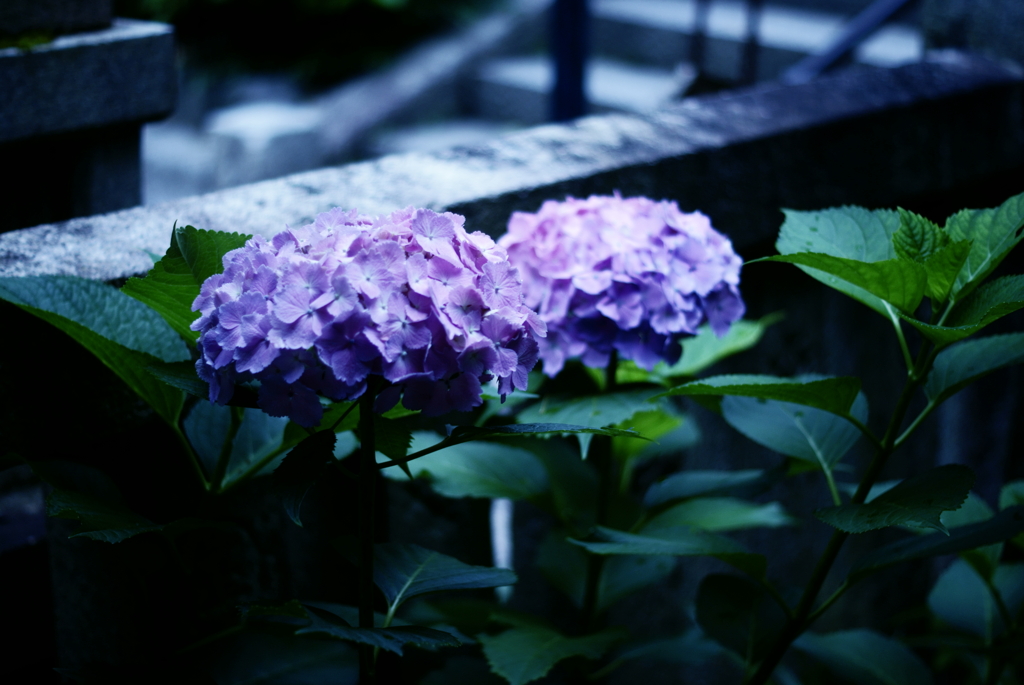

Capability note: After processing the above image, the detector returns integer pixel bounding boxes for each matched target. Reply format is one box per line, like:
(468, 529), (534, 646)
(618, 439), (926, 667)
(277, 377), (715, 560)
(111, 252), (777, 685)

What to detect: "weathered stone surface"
(0, 0), (111, 37)
(317, 0), (548, 162)
(0, 19), (175, 143)
(2, 53), (1021, 283)
(922, 0), (1024, 69)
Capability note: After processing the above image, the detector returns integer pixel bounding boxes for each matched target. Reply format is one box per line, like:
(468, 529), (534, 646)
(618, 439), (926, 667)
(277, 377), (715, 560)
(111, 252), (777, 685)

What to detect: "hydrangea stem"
(580, 352), (620, 634)
(357, 387), (378, 684)
(745, 342), (938, 684)
(211, 406), (243, 492)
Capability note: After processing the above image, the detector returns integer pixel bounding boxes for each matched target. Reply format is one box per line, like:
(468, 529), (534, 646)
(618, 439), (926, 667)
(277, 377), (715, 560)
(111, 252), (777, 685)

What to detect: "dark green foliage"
(816, 465), (975, 534)
(372, 543), (517, 611)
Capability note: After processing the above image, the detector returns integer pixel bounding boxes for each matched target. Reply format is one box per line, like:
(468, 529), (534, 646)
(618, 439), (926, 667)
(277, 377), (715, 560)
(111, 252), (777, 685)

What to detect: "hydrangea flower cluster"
(192, 207), (544, 426)
(498, 194), (744, 376)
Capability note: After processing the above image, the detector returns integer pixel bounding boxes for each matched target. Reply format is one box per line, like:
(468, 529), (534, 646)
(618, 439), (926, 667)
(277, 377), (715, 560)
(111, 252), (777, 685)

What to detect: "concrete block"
(206, 102), (327, 188)
(0, 0), (111, 37)
(1, 53), (1019, 283)
(142, 124), (218, 205)
(0, 19), (176, 143)
(922, 0), (1024, 69)
(365, 119), (522, 157)
(475, 55), (692, 124)
(316, 0), (549, 161)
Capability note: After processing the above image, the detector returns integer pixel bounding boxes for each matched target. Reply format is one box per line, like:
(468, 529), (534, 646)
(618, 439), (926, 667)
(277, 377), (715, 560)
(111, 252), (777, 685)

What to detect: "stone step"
(474, 55), (696, 124)
(362, 119), (523, 158)
(592, 0), (922, 82)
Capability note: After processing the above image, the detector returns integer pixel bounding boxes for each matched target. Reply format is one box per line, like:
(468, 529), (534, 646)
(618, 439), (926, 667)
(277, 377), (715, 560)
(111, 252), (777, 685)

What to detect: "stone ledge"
(1, 52), (1021, 282)
(0, 19), (175, 142)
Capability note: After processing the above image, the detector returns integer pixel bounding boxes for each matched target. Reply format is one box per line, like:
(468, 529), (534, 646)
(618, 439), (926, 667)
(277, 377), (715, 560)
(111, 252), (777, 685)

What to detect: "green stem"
(760, 577), (796, 621)
(822, 466), (842, 507)
(982, 575), (1015, 635)
(211, 406), (244, 492)
(802, 580), (849, 627)
(746, 342), (937, 685)
(376, 434), (463, 470)
(886, 304), (914, 372)
(844, 415), (883, 452)
(174, 426), (210, 492)
(580, 353), (619, 635)
(984, 652), (1009, 685)
(357, 388), (378, 684)
(894, 401), (937, 448)
(219, 401), (359, 493)
(175, 624), (245, 655)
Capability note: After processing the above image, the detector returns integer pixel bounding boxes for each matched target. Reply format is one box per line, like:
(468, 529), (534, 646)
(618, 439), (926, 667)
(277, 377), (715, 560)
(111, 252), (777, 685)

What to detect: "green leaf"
(0, 275), (190, 362)
(173, 224), (252, 287)
(924, 332), (1024, 405)
(793, 629), (932, 685)
(46, 489), (161, 544)
(721, 389), (868, 469)
(535, 531), (674, 612)
(273, 431), (337, 527)
(147, 360), (209, 399)
(295, 605), (460, 655)
(850, 506), (1024, 581)
(901, 274), (1024, 346)
(515, 390), (660, 457)
(372, 543), (516, 613)
(611, 629), (725, 666)
(950, 274), (1024, 328)
(928, 559), (1024, 639)
(643, 497), (795, 533)
(893, 208), (949, 263)
(946, 190), (1024, 301)
(479, 626), (624, 685)
(643, 468), (781, 508)
(891, 210), (971, 303)
(276, 402), (359, 463)
(204, 629), (356, 685)
(569, 525), (766, 578)
(778, 206), (900, 261)
(374, 416), (411, 461)
(775, 206), (903, 317)
(182, 400), (233, 475)
(449, 422), (646, 444)
(121, 228), (202, 342)
(760, 252), (926, 314)
(1000, 482), (1024, 549)
(1001, 481), (1024, 510)
(0, 276), (188, 425)
(615, 411), (700, 490)
(657, 374), (861, 416)
(611, 409), (682, 461)
(655, 313), (783, 379)
(695, 573), (787, 663)
(816, 464), (975, 534)
(920, 240), (972, 303)
(182, 402), (289, 482)
(223, 410), (290, 481)
(387, 432), (548, 500)
(531, 441), (597, 534)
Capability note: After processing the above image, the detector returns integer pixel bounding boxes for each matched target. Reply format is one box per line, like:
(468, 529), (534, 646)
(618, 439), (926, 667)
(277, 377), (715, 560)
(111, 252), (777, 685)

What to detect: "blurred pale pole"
(550, 0), (589, 121)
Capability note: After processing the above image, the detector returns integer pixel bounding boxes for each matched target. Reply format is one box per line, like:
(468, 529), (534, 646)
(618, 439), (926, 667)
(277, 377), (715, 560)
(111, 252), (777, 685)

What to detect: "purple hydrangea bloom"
(498, 194), (744, 376)
(192, 207), (544, 426)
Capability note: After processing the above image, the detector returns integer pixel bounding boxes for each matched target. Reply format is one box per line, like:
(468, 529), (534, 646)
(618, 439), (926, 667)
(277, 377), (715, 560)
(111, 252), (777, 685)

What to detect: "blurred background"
(119, 0), (929, 204)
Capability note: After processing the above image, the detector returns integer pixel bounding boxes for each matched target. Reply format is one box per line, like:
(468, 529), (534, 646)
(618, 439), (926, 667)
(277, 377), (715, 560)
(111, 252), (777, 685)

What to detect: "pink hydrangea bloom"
(499, 194), (744, 376)
(192, 207), (544, 426)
